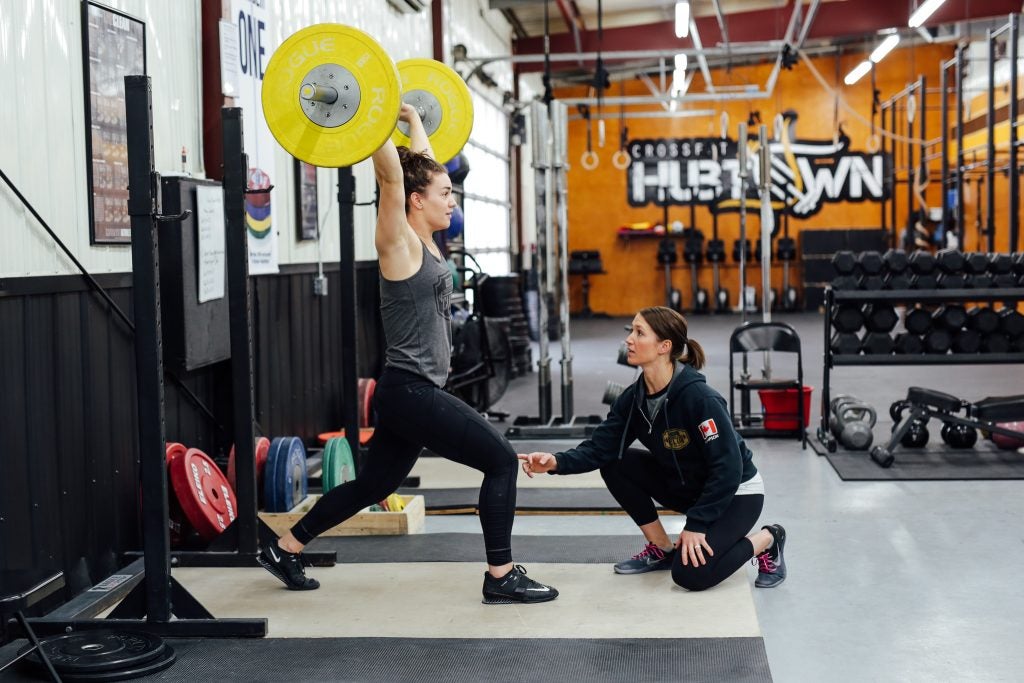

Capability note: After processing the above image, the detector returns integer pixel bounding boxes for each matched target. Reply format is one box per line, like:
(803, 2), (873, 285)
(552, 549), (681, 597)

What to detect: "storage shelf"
(832, 353), (1024, 365)
(832, 288), (1024, 303)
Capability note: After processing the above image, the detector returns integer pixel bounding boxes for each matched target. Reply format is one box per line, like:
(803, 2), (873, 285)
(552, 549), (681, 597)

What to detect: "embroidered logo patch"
(698, 419), (719, 443)
(662, 428), (690, 450)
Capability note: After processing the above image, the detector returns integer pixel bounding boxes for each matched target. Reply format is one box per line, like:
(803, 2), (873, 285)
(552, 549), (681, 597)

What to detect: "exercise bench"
(870, 387), (1024, 467)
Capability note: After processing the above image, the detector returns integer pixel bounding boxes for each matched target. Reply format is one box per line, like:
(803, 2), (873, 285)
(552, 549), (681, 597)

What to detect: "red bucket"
(758, 386), (813, 431)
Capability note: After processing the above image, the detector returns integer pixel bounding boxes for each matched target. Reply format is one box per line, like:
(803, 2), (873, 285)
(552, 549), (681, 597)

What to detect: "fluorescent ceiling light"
(844, 60), (872, 85)
(672, 69), (689, 95)
(674, 53), (688, 71)
(675, 1), (690, 39)
(869, 34), (900, 63)
(908, 0), (945, 28)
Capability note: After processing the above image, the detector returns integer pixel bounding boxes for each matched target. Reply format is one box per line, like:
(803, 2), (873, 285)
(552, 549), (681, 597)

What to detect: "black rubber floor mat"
(397, 486), (671, 514)
(812, 435), (1024, 480)
(92, 637), (772, 683)
(308, 533), (652, 563)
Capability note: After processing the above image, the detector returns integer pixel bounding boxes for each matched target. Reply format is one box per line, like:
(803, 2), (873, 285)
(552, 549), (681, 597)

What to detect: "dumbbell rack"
(819, 286), (1024, 452)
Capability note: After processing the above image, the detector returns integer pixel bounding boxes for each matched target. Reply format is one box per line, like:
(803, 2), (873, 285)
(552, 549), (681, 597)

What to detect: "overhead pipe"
(710, 0), (731, 63)
(688, 16), (715, 92)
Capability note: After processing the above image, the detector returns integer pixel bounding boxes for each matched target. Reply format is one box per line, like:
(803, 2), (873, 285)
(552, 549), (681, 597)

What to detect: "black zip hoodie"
(552, 363), (758, 533)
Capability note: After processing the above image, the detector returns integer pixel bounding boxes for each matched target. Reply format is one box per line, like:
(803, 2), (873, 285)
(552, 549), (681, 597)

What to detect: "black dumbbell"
(832, 275), (859, 290)
(832, 304), (865, 332)
(858, 251), (884, 275)
(909, 250), (936, 274)
(997, 308), (1024, 337)
(932, 304), (968, 330)
(966, 306), (999, 334)
(830, 332), (861, 355)
(884, 272), (912, 290)
(706, 239), (726, 263)
(981, 333), (1011, 353)
(858, 274), (885, 290)
(863, 304), (899, 333)
(1011, 252), (1024, 276)
(883, 248), (909, 274)
(964, 252), (992, 288)
(904, 308), (932, 335)
(861, 332), (894, 354)
(951, 329), (982, 353)
(831, 250), (857, 275)
(989, 254), (1017, 287)
(922, 328), (953, 353)
(894, 332), (924, 354)
(935, 248), (965, 274)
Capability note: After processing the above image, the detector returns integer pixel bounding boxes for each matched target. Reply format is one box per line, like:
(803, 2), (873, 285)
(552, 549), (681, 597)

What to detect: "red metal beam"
(512, 0), (1021, 72)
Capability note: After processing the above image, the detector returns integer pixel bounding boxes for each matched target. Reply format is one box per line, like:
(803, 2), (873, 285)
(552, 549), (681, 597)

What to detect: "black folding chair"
(728, 321), (806, 449)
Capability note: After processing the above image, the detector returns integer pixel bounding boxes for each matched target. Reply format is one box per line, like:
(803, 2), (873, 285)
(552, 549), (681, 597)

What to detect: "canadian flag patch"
(698, 419), (719, 442)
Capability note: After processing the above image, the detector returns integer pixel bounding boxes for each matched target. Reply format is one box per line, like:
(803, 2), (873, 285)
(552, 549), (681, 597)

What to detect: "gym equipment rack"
(818, 286), (1024, 452)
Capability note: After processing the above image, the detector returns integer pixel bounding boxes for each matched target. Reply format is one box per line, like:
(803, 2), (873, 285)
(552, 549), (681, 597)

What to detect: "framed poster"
(81, 1), (146, 244)
(295, 160), (319, 241)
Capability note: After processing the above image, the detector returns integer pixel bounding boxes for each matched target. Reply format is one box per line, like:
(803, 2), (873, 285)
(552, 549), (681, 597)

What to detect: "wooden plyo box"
(259, 494), (425, 537)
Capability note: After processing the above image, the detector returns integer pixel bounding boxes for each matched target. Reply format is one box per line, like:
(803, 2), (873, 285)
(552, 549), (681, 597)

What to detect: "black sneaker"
(258, 542), (320, 591)
(482, 564), (558, 604)
(613, 542), (676, 574)
(754, 524), (787, 588)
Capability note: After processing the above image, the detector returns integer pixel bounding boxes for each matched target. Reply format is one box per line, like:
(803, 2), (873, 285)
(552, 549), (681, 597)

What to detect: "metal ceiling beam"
(710, 0), (731, 65)
(554, 0), (584, 66)
(689, 16), (715, 93)
(795, 0), (821, 50)
(474, 45), (776, 66)
(509, 0), (1021, 73)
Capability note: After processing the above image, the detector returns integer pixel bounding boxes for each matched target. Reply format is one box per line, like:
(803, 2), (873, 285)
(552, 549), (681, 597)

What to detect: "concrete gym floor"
(425, 311), (1024, 683)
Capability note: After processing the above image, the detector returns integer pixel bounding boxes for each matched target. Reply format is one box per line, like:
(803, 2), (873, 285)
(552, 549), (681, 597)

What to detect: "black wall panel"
(0, 262), (383, 605)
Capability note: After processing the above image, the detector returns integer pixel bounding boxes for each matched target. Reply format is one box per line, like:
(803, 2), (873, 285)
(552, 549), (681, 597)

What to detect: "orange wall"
(560, 44), (960, 316)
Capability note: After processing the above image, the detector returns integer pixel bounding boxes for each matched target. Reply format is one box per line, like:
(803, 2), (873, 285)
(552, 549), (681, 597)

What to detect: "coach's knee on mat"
(671, 563), (716, 592)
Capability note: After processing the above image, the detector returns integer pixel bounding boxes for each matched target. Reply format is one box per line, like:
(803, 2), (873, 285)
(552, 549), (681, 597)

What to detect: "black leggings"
(290, 368), (517, 566)
(601, 448), (764, 591)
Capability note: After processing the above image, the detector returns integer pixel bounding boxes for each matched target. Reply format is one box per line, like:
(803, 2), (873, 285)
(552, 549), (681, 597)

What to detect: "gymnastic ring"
(581, 150), (599, 170)
(612, 149), (631, 170)
(866, 133), (881, 154)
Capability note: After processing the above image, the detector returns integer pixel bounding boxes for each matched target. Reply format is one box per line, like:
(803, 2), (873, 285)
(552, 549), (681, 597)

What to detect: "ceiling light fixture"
(675, 1), (690, 39)
(674, 53), (688, 71)
(843, 60), (873, 85)
(908, 0), (946, 28)
(869, 34), (900, 63)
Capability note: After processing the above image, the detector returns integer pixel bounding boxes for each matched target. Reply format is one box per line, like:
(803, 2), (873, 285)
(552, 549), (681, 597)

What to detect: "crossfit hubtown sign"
(626, 132), (890, 218)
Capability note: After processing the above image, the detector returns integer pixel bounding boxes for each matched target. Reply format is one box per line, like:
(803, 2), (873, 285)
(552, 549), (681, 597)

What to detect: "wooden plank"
(259, 494), (424, 537)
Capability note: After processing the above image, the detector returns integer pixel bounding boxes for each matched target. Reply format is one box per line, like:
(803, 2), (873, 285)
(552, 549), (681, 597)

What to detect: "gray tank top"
(379, 239), (453, 387)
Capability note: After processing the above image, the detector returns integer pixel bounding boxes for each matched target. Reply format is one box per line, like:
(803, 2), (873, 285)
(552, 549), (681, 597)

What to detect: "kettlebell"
(829, 396), (877, 450)
(940, 422), (978, 449)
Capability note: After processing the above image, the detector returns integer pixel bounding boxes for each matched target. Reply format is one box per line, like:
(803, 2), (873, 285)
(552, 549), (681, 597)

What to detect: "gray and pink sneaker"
(754, 524), (787, 588)
(614, 542), (676, 575)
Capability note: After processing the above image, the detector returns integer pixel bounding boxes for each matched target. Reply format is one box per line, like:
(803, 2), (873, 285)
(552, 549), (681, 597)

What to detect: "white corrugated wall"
(1, 1), (515, 277)
(0, 0), (205, 277)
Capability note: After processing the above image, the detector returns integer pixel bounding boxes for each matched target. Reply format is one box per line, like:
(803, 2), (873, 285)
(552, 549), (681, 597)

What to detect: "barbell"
(261, 24), (474, 168)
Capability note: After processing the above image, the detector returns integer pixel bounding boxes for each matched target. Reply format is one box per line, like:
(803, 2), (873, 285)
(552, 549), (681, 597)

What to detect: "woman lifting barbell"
(519, 307), (788, 591)
(258, 104), (559, 604)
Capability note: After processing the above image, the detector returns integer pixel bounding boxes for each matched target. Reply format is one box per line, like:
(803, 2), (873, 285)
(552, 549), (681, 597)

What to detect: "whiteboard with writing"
(196, 185), (226, 303)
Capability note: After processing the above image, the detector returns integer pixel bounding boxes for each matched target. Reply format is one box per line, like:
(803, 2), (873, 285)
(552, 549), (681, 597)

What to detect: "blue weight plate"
(274, 437), (307, 511)
(263, 437), (286, 512)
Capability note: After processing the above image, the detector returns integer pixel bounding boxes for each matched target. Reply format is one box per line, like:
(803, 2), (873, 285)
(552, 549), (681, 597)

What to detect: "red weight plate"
(357, 378), (377, 428)
(165, 442), (186, 464)
(227, 437), (271, 492)
(169, 448), (237, 541)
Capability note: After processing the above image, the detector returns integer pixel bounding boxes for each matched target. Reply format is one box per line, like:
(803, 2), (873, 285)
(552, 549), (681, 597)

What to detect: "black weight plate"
(60, 645), (176, 681)
(25, 630), (166, 673)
